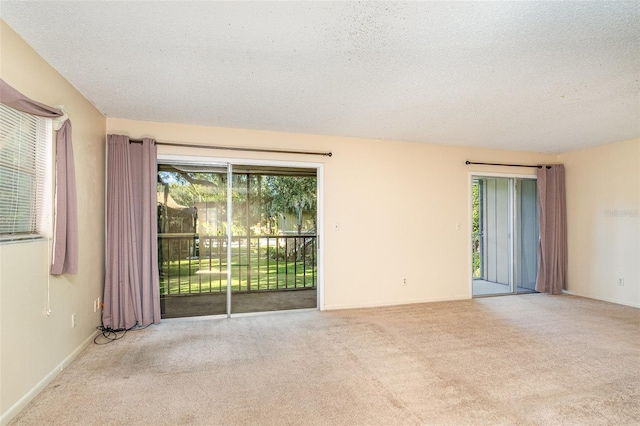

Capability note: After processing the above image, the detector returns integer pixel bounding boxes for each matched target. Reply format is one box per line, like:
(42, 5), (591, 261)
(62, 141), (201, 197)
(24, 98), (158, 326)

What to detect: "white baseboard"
(1, 330), (99, 426)
(324, 295), (470, 311)
(563, 290), (640, 308)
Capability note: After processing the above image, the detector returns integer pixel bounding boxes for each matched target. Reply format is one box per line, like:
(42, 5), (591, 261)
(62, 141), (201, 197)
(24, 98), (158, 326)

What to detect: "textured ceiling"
(1, 1), (639, 154)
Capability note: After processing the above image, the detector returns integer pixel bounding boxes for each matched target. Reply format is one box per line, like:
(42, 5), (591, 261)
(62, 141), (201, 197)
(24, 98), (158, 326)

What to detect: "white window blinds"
(0, 103), (51, 242)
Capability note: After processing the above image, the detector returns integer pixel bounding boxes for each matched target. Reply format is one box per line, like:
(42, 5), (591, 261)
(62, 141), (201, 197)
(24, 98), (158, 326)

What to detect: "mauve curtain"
(50, 120), (78, 274)
(0, 79), (63, 117)
(0, 79), (78, 274)
(536, 164), (568, 294)
(103, 135), (160, 330)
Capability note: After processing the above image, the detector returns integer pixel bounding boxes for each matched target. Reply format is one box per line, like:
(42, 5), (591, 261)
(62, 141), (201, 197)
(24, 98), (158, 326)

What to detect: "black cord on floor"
(94, 323), (151, 345)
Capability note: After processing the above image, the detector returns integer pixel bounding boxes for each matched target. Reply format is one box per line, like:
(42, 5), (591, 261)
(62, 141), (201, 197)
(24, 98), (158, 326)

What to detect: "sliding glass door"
(471, 175), (538, 297)
(157, 161), (318, 318)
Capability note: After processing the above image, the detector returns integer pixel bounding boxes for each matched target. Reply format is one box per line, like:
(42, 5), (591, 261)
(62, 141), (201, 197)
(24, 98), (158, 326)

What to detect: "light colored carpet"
(10, 294), (640, 425)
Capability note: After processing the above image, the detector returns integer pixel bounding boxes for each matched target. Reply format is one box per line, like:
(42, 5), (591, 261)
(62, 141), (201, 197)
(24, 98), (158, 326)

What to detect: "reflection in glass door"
(472, 176), (538, 297)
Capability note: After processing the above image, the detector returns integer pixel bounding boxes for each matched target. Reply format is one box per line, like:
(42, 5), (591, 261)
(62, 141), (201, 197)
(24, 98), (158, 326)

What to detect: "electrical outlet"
(71, 313), (77, 328)
(93, 299), (97, 313)
(617, 278), (624, 286)
(403, 278), (407, 286)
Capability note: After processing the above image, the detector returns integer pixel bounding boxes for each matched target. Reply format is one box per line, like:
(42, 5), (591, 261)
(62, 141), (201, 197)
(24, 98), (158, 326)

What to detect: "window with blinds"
(0, 103), (51, 242)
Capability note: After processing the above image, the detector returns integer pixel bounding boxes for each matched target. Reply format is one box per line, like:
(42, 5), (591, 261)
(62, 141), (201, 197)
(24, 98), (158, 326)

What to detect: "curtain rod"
(129, 139), (332, 157)
(466, 160), (550, 169)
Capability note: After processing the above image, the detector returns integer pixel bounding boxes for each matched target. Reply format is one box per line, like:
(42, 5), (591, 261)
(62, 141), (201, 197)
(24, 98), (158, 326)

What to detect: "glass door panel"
(472, 177), (513, 296)
(231, 168), (318, 314)
(157, 163), (229, 318)
(516, 179), (538, 293)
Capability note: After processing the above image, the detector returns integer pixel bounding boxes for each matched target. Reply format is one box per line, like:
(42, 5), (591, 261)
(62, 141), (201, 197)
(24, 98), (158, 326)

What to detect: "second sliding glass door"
(471, 175), (538, 297)
(157, 162), (318, 318)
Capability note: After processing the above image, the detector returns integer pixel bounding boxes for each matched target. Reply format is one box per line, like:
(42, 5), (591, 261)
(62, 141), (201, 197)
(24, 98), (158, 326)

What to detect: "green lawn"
(159, 245), (316, 295)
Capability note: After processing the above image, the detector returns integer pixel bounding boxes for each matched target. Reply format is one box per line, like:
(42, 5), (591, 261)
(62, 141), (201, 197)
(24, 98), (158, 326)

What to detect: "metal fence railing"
(158, 234), (317, 296)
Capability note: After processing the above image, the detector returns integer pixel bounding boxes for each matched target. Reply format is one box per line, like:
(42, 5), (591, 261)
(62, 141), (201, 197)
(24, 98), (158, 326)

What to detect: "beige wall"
(0, 21), (106, 422)
(560, 138), (640, 307)
(107, 118), (553, 309)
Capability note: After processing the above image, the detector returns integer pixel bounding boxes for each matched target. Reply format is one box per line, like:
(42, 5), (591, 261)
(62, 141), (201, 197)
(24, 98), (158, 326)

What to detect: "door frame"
(468, 171), (538, 298)
(158, 153), (325, 314)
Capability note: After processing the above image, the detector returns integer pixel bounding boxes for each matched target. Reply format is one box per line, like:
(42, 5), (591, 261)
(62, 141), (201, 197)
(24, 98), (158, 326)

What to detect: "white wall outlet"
(97, 297), (101, 311)
(93, 299), (97, 313)
(71, 313), (77, 328)
(617, 278), (624, 286)
(403, 278), (407, 286)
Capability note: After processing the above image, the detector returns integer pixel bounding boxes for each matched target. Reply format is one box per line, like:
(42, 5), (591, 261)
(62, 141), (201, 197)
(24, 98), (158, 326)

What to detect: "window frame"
(0, 103), (52, 243)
